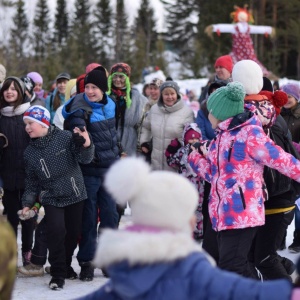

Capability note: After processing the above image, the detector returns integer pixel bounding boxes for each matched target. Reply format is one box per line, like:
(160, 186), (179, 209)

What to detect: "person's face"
(85, 83), (103, 102)
(283, 94), (298, 109)
(215, 66), (231, 81)
(112, 74), (126, 89)
(188, 138), (200, 145)
(33, 82), (43, 93)
(208, 112), (221, 129)
(149, 85), (160, 101)
(162, 87), (177, 107)
(56, 79), (68, 95)
(24, 119), (48, 138)
(3, 82), (19, 105)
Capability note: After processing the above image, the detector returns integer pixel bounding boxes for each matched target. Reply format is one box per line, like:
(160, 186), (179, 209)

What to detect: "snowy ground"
(8, 206), (300, 299)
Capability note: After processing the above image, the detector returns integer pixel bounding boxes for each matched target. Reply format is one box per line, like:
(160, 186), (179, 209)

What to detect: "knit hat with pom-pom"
(259, 90), (288, 116)
(207, 81), (246, 121)
(104, 157), (198, 233)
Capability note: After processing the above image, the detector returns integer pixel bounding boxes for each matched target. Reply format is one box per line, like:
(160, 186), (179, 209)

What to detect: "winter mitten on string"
(165, 138), (181, 157)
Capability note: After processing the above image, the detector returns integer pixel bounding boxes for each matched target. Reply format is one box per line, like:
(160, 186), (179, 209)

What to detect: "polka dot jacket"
(22, 126), (94, 208)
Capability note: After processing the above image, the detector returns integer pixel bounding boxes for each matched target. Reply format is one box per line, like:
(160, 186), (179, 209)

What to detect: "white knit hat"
(232, 60), (263, 95)
(104, 158), (198, 233)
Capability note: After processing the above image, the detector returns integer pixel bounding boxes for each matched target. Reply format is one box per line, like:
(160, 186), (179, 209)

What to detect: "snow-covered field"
(11, 209), (300, 300)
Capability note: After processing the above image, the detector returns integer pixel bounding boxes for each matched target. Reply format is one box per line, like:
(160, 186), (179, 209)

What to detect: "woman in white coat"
(140, 80), (194, 171)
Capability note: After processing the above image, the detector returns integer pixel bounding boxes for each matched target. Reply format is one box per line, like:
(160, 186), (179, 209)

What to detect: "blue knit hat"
(207, 82), (246, 121)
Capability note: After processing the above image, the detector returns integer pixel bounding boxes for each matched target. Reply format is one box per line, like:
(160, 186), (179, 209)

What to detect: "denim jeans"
(77, 172), (118, 263)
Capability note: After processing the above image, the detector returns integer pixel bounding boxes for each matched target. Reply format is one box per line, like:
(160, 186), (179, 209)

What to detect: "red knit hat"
(184, 129), (201, 144)
(214, 55), (233, 73)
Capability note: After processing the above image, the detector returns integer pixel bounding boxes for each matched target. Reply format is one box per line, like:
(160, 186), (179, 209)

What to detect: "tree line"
(0, 0), (299, 89)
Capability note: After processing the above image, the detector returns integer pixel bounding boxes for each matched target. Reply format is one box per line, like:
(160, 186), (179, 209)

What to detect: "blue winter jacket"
(62, 93), (119, 171)
(196, 101), (215, 141)
(77, 252), (292, 300)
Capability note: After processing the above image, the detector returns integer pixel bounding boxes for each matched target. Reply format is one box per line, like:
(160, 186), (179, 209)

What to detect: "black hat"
(20, 76), (35, 95)
(55, 72), (70, 82)
(262, 77), (274, 92)
(84, 69), (108, 93)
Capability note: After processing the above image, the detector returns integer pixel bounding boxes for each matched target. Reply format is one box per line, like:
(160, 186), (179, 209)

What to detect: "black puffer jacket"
(22, 126), (94, 208)
(264, 115), (295, 209)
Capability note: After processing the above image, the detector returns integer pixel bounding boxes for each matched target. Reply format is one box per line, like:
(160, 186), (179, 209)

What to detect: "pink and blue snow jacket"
(189, 111), (300, 231)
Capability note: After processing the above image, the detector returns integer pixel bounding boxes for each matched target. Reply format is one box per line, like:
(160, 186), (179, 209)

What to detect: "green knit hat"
(207, 81), (246, 121)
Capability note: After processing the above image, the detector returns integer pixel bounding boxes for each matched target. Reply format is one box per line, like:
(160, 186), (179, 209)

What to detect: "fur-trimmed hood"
(93, 228), (215, 268)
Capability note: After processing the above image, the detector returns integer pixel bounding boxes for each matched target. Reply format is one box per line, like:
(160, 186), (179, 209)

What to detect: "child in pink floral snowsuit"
(188, 81), (300, 279)
(165, 122), (209, 241)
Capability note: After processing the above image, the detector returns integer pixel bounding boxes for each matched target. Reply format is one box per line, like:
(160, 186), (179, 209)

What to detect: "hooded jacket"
(189, 112), (300, 231)
(281, 103), (300, 143)
(77, 228), (292, 300)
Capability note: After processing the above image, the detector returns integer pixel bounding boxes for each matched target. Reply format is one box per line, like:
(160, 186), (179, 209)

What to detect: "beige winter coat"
(140, 98), (194, 171)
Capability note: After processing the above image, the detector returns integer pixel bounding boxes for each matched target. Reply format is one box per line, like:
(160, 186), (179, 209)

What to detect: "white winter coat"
(140, 97), (194, 171)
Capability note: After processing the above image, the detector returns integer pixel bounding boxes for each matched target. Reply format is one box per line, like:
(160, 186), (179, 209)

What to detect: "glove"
(141, 142), (152, 154)
(17, 209), (36, 220)
(165, 139), (181, 157)
(72, 132), (86, 147)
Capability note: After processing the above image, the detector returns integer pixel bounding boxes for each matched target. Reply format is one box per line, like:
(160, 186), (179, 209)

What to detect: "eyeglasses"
(112, 75), (125, 80)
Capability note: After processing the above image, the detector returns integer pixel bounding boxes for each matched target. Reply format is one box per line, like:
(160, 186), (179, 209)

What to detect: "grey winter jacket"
(22, 126), (94, 208)
(110, 88), (147, 156)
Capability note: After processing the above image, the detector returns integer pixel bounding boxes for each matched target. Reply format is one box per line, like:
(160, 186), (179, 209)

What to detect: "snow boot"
(79, 262), (94, 281)
(278, 255), (296, 275)
(49, 277), (65, 290)
(18, 263), (44, 276)
(66, 266), (78, 280)
(288, 230), (300, 253)
(257, 255), (292, 282)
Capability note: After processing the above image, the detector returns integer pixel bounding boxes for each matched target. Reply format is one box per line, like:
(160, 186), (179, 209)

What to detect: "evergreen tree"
(54, 0), (69, 47)
(114, 0), (130, 62)
(94, 0), (113, 66)
(33, 0), (51, 61)
(8, 0), (29, 74)
(67, 0), (95, 74)
(134, 0), (157, 62)
(161, 0), (200, 77)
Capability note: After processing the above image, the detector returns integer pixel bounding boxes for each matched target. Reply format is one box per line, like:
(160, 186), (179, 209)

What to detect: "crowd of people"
(0, 57), (300, 300)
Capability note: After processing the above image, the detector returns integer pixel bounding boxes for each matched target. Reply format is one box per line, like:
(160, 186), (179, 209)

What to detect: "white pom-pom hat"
(105, 157), (198, 233)
(232, 59), (263, 95)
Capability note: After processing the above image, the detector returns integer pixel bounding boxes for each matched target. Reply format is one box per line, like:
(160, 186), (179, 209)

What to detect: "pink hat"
(27, 72), (43, 84)
(214, 55), (233, 73)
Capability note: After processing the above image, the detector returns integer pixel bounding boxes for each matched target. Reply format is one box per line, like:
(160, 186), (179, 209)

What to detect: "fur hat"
(20, 76), (35, 95)
(110, 63), (131, 77)
(23, 105), (50, 128)
(207, 81), (245, 121)
(27, 72), (43, 84)
(281, 83), (300, 102)
(105, 158), (198, 233)
(214, 55), (233, 73)
(232, 60), (263, 95)
(150, 78), (164, 88)
(84, 69), (108, 93)
(55, 72), (70, 82)
(4, 76), (26, 96)
(0, 64), (6, 83)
